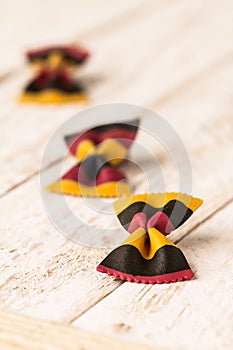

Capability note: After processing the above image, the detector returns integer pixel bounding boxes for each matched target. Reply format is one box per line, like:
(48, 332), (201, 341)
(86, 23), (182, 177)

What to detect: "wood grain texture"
(0, 0), (233, 196)
(0, 310), (160, 350)
(0, 0), (147, 74)
(0, 0), (232, 349)
(0, 61), (232, 324)
(0, 180), (121, 321)
(73, 202), (233, 350)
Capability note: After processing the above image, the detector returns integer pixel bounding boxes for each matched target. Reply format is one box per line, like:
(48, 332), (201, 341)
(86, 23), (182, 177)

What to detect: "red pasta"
(20, 44), (90, 103)
(97, 192), (203, 284)
(47, 119), (140, 197)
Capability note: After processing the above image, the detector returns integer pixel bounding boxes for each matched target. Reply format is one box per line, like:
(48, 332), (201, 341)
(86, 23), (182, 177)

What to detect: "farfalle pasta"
(97, 192), (203, 284)
(47, 119), (140, 197)
(20, 44), (90, 103)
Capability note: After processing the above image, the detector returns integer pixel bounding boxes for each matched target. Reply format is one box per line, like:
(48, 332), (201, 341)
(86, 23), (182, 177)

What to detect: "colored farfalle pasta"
(47, 119), (140, 197)
(97, 192), (203, 284)
(20, 44), (90, 103)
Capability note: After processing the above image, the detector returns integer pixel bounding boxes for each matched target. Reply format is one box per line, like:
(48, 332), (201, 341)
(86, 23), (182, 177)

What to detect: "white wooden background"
(0, 0), (233, 349)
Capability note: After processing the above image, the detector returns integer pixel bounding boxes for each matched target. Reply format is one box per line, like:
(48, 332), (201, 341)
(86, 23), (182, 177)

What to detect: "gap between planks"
(0, 0), (150, 77)
(72, 202), (233, 349)
(0, 310), (161, 350)
(0, 0), (170, 79)
(67, 194), (233, 324)
(0, 90), (232, 323)
(0, 0), (232, 334)
(68, 192), (233, 324)
(0, 50), (232, 200)
(0, 52), (232, 322)
(0, 1), (233, 197)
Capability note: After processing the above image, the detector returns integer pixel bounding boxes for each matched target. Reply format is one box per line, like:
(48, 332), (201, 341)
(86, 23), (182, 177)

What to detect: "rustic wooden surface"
(0, 310), (159, 350)
(0, 0), (233, 349)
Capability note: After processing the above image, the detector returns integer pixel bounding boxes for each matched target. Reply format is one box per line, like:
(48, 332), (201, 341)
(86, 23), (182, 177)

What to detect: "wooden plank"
(0, 0), (169, 195)
(0, 310), (160, 350)
(0, 0), (146, 74)
(0, 175), (122, 321)
(73, 202), (233, 350)
(91, 0), (233, 105)
(0, 61), (232, 322)
(0, 0), (233, 196)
